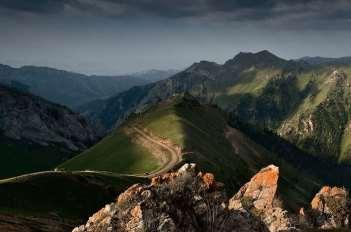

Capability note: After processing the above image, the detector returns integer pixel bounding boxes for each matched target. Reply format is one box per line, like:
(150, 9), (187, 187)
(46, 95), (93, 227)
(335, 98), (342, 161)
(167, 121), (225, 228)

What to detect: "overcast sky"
(1, 0), (351, 75)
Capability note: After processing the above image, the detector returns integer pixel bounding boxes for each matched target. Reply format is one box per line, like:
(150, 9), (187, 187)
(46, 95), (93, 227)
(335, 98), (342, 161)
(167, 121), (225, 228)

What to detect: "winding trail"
(131, 126), (182, 177)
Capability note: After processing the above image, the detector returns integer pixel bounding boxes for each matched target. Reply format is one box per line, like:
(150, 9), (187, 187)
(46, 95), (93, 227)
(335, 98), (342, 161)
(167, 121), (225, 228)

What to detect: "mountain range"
(0, 64), (177, 109)
(79, 50), (351, 164)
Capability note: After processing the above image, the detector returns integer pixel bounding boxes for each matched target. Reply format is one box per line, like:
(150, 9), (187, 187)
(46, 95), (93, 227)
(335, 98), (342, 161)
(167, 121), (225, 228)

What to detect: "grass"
(59, 130), (160, 174)
(0, 171), (144, 220)
(215, 68), (281, 109)
(227, 68), (281, 96)
(0, 136), (74, 179)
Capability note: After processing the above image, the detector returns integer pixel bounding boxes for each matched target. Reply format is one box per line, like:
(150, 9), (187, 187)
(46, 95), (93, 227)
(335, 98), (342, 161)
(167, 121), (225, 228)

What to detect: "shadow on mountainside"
(171, 95), (321, 211)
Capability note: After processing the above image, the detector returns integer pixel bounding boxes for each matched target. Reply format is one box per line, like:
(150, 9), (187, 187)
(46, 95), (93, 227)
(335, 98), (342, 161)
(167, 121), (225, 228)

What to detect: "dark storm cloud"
(1, 0), (351, 29)
(0, 0), (66, 14)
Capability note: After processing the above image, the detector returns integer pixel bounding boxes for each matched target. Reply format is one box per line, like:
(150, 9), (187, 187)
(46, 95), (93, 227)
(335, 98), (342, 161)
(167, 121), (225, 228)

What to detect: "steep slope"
(61, 96), (321, 209)
(0, 64), (150, 108)
(0, 85), (97, 178)
(0, 171), (144, 232)
(277, 68), (351, 162)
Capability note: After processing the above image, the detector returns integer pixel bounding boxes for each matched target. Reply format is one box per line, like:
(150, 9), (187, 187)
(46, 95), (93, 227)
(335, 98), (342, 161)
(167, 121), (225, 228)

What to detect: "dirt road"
(131, 126), (182, 177)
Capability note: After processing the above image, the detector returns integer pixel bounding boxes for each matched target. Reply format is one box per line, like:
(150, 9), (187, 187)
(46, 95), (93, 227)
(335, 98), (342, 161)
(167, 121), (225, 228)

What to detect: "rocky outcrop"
(229, 165), (297, 232)
(0, 85), (97, 151)
(299, 186), (351, 230)
(73, 164), (351, 232)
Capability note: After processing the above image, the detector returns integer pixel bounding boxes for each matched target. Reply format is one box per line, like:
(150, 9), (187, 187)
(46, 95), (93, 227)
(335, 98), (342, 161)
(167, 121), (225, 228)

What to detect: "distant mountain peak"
(185, 60), (222, 79)
(225, 50), (286, 68)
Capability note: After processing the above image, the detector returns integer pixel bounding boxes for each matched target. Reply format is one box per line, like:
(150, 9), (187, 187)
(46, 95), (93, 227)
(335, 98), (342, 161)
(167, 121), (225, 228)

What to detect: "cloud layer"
(1, 0), (351, 29)
(1, 0), (351, 74)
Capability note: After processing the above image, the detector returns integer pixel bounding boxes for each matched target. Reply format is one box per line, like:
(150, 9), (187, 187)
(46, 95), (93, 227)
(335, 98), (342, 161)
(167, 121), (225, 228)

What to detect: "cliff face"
(73, 163), (351, 232)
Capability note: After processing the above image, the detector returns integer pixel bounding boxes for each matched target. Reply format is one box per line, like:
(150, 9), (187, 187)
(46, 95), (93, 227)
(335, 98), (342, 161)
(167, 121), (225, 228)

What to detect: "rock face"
(0, 85), (97, 151)
(73, 164), (351, 232)
(300, 186), (351, 229)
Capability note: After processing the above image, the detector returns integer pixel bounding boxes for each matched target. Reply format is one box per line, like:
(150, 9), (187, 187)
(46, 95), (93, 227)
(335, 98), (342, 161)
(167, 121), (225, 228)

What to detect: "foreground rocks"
(73, 164), (351, 232)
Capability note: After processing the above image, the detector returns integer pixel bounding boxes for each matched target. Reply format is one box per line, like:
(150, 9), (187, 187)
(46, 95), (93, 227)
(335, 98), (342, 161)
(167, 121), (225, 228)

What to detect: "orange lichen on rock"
(117, 184), (144, 206)
(201, 173), (216, 190)
(311, 186), (347, 210)
(231, 165), (279, 211)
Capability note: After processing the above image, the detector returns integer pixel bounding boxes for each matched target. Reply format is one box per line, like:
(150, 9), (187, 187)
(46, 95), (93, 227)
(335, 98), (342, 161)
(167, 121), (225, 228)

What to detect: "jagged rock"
(229, 165), (279, 211)
(301, 186), (351, 229)
(229, 165), (297, 232)
(73, 163), (269, 232)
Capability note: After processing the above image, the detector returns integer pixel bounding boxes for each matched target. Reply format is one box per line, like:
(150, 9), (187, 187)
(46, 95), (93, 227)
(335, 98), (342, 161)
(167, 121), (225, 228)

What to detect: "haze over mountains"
(0, 64), (177, 109)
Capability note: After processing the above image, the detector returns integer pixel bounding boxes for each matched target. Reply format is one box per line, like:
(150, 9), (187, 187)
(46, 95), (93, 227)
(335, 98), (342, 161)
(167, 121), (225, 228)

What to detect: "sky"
(1, 0), (351, 75)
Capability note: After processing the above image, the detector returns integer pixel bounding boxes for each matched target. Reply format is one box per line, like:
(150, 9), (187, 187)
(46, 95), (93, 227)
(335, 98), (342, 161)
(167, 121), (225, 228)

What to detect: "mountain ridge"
(79, 50), (351, 163)
(0, 63), (176, 108)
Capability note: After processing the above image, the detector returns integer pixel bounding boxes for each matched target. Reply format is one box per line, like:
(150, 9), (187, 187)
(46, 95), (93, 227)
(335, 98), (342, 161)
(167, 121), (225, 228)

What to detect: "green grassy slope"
(215, 67), (282, 109)
(59, 130), (160, 175)
(0, 171), (143, 225)
(277, 65), (351, 162)
(219, 63), (351, 163)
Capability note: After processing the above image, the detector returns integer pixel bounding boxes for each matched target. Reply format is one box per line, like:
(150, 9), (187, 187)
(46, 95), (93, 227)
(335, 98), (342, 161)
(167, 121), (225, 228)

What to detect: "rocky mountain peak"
(224, 50), (287, 69)
(185, 60), (222, 79)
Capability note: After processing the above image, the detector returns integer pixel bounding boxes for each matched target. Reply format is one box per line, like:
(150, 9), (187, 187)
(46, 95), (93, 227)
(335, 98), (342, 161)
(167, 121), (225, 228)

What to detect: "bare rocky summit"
(0, 85), (97, 151)
(73, 164), (351, 232)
